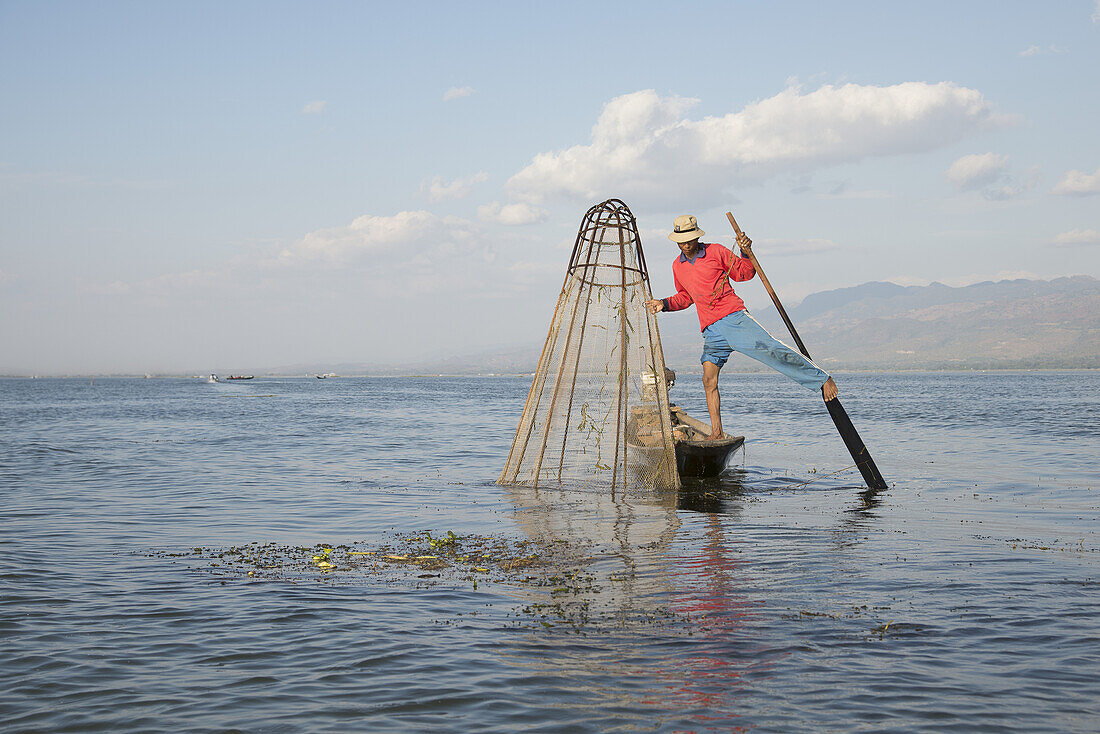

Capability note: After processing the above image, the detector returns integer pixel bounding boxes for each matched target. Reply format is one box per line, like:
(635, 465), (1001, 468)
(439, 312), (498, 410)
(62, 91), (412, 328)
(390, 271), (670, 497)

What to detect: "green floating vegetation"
(145, 531), (594, 589)
(145, 533), (715, 633)
(144, 532), (659, 631)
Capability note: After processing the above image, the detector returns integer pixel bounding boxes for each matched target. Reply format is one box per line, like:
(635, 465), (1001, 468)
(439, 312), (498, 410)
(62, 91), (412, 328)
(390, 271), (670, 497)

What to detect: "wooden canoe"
(669, 405), (744, 477)
(627, 404), (744, 479)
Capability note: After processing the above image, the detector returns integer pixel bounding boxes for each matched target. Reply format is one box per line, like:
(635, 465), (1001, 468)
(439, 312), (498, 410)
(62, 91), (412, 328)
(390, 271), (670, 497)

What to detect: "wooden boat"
(668, 405), (744, 478)
(626, 370), (744, 479)
(225, 375), (254, 381)
(627, 403), (744, 479)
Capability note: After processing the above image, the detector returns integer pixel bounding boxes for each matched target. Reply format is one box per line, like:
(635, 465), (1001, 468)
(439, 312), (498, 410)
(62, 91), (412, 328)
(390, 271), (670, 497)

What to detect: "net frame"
(498, 199), (680, 491)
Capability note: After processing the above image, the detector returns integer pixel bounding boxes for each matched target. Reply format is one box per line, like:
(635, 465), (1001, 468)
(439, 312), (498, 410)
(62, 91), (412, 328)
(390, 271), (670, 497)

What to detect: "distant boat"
(208, 374), (219, 383)
(225, 375), (254, 381)
(314, 373), (336, 379)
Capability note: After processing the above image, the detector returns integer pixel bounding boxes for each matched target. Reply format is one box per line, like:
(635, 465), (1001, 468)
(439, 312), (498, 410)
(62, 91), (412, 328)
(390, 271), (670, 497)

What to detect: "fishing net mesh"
(498, 199), (680, 491)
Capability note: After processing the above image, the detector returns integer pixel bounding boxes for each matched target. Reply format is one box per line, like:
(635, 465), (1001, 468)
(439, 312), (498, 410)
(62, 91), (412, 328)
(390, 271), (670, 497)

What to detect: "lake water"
(2, 372), (1098, 732)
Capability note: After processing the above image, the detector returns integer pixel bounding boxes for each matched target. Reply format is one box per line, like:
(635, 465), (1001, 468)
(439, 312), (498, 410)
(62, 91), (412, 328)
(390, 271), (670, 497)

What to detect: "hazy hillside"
(268, 276), (1099, 375)
(659, 275), (1100, 371)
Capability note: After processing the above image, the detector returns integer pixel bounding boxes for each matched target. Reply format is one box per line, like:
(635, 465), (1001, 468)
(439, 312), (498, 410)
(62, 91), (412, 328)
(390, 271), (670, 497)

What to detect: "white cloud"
(301, 100), (326, 115)
(945, 153), (1036, 200)
(1051, 228), (1100, 247)
(477, 201), (548, 226)
(420, 171), (489, 201)
(946, 152), (1009, 190)
(507, 82), (1002, 208)
(105, 208), (546, 308)
(115, 205), (560, 305)
(1052, 166), (1100, 196)
(1019, 44), (1068, 57)
(443, 86), (475, 101)
(277, 210), (481, 265)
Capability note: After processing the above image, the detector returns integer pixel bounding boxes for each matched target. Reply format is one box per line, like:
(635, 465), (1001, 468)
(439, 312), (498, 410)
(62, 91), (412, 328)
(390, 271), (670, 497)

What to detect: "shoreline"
(4, 367), (1099, 380)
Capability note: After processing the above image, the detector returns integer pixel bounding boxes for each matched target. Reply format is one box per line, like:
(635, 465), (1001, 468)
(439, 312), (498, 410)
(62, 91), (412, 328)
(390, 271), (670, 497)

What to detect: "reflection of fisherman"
(646, 215), (838, 440)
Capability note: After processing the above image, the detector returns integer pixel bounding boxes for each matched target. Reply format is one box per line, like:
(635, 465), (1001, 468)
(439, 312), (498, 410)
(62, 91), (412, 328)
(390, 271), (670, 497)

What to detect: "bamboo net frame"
(498, 199), (680, 491)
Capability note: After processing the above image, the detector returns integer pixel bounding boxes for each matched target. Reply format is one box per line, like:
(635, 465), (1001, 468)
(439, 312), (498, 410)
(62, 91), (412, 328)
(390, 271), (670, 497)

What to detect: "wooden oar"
(725, 211), (887, 490)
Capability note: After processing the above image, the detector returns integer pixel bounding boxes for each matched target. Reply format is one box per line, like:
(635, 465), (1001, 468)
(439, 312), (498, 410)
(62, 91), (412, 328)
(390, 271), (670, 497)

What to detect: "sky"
(1, 0), (1098, 375)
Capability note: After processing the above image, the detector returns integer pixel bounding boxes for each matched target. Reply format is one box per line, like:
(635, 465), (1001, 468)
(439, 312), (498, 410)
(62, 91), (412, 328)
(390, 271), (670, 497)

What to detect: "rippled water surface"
(2, 372), (1099, 732)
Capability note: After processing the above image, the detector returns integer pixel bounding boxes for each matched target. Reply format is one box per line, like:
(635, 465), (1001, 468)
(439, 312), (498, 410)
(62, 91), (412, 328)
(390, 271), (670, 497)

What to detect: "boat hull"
(627, 403), (745, 479)
(675, 436), (744, 478)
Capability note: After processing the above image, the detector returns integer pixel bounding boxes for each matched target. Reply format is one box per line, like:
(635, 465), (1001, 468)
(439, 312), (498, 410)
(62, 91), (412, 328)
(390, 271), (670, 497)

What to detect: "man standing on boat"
(646, 215), (838, 440)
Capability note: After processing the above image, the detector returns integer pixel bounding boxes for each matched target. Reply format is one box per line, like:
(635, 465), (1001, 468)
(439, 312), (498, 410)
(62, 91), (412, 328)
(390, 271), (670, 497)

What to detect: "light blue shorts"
(701, 310), (831, 391)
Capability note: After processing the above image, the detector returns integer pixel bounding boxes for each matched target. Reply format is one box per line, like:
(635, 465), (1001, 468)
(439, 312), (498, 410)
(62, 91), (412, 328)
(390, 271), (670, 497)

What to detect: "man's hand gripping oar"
(708, 229), (837, 400)
(725, 211), (886, 491)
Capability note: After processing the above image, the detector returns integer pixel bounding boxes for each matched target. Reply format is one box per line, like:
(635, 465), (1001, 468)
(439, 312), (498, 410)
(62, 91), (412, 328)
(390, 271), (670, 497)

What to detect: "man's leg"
(702, 361), (723, 440)
(699, 325), (733, 440)
(715, 311), (838, 399)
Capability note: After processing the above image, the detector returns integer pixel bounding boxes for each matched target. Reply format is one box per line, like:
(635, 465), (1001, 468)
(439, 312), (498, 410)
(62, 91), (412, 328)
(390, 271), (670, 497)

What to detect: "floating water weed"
(144, 532), (708, 633)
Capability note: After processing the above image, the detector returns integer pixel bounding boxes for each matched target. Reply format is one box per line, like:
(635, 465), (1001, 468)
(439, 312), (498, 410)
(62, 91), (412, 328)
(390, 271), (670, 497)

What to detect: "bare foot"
(703, 431), (725, 441)
(822, 377), (838, 402)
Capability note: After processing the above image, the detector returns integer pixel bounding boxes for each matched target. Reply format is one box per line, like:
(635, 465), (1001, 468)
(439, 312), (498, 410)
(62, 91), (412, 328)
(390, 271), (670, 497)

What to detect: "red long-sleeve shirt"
(661, 243), (756, 331)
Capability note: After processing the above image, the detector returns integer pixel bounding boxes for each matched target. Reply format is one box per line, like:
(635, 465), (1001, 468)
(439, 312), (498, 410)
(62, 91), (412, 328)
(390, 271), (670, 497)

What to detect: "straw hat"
(668, 214), (705, 243)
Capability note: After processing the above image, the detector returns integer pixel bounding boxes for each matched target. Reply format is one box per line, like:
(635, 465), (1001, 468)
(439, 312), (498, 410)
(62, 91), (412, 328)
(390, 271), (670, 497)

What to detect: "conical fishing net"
(499, 199), (680, 490)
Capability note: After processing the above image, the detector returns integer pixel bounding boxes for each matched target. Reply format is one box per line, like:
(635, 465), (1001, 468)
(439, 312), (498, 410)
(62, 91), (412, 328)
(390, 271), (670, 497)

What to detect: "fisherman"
(645, 215), (838, 441)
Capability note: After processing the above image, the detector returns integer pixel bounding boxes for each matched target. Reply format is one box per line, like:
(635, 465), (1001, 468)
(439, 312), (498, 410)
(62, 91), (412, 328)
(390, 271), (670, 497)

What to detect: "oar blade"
(824, 397), (888, 490)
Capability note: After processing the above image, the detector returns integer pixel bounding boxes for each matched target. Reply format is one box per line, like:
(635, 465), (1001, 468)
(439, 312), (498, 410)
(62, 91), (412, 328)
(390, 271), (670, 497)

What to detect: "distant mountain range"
(798, 274), (1099, 370)
(659, 275), (1100, 371)
(346, 275), (1097, 375)
(260, 276), (1098, 376)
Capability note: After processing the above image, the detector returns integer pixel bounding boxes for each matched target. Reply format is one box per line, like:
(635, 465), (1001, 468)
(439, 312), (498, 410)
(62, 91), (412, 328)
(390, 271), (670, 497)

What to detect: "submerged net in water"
(498, 199), (680, 490)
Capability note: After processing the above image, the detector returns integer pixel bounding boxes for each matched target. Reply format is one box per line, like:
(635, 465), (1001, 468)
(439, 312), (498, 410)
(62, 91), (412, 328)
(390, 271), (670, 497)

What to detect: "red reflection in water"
(653, 514), (778, 730)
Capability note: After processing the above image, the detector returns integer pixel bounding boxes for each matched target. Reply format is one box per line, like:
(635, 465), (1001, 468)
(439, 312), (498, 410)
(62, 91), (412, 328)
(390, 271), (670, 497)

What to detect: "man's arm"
(646, 270), (693, 313)
(726, 235), (761, 281)
(707, 241), (755, 306)
(728, 234), (755, 282)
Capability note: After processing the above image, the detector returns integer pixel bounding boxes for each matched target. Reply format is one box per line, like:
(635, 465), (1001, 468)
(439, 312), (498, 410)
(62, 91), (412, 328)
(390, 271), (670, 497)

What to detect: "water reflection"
(499, 483), (771, 728)
(853, 487), (885, 514)
(504, 484), (682, 620)
(677, 468), (751, 514)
